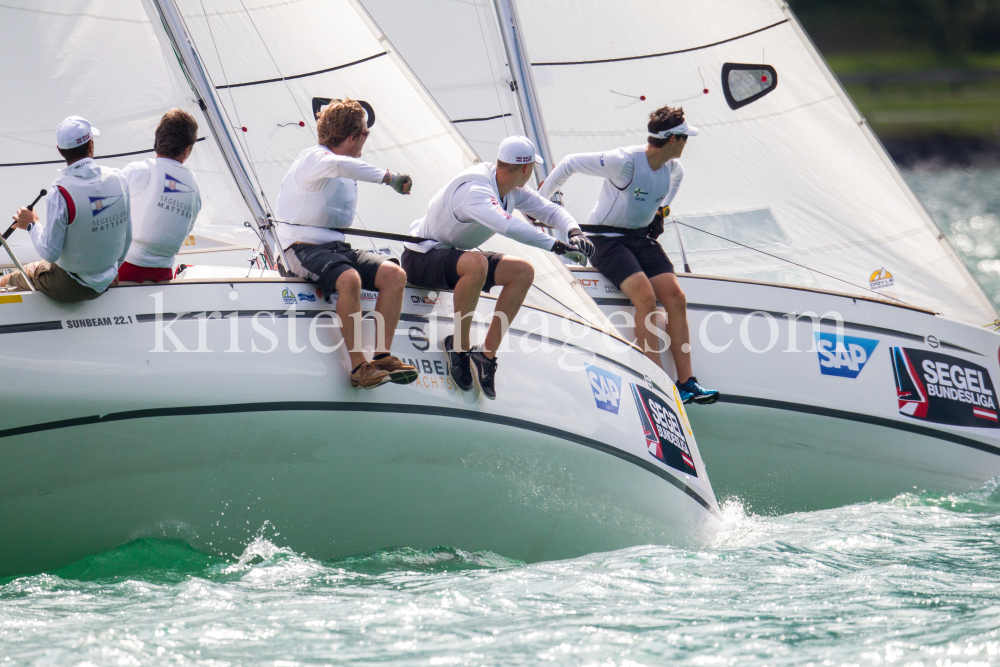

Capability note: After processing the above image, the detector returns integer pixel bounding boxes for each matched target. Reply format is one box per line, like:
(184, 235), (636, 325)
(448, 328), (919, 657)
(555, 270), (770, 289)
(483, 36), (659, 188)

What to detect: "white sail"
(507, 0), (997, 324)
(0, 1), (257, 253)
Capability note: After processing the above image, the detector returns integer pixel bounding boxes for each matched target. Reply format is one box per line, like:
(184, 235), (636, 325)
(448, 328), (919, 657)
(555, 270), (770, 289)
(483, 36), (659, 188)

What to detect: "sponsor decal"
(163, 173), (196, 194)
(891, 347), (998, 428)
(410, 294), (441, 307)
(401, 354), (455, 391)
(631, 384), (697, 476)
(281, 288), (297, 305)
(297, 293), (316, 302)
(408, 326), (430, 352)
(89, 195), (123, 217)
(869, 267), (894, 290)
(577, 278), (600, 288)
(632, 187), (649, 201)
(586, 364), (622, 414)
(0, 294), (23, 305)
(814, 332), (879, 378)
(66, 315), (132, 328)
(361, 289), (377, 302)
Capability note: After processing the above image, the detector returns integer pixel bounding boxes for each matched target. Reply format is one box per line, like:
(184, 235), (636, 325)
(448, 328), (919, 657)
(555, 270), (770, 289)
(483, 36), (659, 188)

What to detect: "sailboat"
(359, 0), (1000, 513)
(0, 0), (723, 578)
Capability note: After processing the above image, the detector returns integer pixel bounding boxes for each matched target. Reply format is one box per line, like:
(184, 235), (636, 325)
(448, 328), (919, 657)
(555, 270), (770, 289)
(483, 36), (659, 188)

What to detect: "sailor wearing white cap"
(274, 98), (416, 390)
(538, 105), (718, 405)
(403, 135), (592, 400)
(2, 116), (132, 302)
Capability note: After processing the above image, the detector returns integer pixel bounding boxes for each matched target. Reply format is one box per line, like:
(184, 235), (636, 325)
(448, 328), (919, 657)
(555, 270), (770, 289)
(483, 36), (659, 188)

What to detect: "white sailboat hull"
(574, 269), (1000, 513)
(0, 278), (719, 577)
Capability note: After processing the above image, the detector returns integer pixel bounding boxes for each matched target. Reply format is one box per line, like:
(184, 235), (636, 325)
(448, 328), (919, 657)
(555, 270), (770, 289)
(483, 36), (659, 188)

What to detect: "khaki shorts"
(1, 261), (102, 303)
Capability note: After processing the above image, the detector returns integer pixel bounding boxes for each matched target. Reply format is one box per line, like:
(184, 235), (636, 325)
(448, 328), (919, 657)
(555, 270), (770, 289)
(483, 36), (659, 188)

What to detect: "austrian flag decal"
(891, 347), (999, 428)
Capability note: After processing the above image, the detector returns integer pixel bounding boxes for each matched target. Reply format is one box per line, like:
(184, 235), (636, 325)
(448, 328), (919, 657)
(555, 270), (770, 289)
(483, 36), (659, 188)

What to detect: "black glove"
(551, 240), (588, 266)
(567, 228), (595, 257)
(647, 206), (669, 239)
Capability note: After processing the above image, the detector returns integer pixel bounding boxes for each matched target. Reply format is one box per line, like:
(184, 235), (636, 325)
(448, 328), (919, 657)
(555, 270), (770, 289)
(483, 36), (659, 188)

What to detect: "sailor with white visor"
(403, 135), (592, 400)
(539, 105), (719, 404)
(3, 116), (132, 302)
(274, 98), (417, 390)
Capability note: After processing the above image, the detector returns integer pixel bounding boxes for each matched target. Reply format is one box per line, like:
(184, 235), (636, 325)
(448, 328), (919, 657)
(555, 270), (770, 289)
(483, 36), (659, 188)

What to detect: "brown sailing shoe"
(350, 361), (392, 389)
(369, 355), (419, 385)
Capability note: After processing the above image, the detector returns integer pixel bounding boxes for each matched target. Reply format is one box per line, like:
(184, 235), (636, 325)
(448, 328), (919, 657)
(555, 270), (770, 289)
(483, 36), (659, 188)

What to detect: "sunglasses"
(674, 134), (688, 141)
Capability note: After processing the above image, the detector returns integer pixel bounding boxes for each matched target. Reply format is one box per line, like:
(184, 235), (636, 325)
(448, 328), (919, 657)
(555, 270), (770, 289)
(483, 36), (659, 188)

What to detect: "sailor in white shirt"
(274, 98), (416, 390)
(539, 106), (719, 405)
(402, 136), (592, 400)
(119, 108), (202, 283)
(3, 116), (131, 303)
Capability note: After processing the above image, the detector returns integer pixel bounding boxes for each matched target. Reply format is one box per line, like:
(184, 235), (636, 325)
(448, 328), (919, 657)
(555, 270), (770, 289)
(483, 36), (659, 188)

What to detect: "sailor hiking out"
(539, 105), (719, 404)
(274, 98), (417, 389)
(118, 108), (202, 283)
(403, 136), (593, 400)
(2, 116), (131, 302)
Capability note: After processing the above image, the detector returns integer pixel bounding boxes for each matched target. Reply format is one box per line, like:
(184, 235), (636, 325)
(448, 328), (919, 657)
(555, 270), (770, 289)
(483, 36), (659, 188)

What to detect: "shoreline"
(882, 135), (1000, 168)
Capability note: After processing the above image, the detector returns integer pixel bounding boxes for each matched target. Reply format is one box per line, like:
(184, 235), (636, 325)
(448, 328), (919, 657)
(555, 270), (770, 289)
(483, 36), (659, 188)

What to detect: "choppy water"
(2, 167), (999, 666)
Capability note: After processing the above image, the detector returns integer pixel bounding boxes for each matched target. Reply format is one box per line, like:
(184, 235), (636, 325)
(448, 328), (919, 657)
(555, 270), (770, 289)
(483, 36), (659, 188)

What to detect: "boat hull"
(574, 269), (1000, 513)
(0, 278), (719, 576)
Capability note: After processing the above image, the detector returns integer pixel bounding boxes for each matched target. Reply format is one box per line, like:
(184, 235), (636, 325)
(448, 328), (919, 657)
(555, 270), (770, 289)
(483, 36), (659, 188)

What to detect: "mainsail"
(506, 0), (997, 324)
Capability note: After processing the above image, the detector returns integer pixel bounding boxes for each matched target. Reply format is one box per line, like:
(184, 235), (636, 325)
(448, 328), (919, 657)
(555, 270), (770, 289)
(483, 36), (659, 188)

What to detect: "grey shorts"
(401, 248), (505, 293)
(286, 241), (398, 299)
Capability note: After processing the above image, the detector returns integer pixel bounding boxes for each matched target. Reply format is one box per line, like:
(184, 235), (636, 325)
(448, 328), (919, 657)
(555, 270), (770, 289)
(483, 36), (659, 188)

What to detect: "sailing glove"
(647, 206), (669, 239)
(567, 228), (595, 257)
(551, 240), (588, 267)
(388, 172), (412, 195)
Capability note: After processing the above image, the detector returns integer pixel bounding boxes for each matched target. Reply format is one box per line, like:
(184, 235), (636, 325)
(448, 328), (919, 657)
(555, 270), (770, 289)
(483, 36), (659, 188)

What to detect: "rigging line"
(673, 220), (908, 305)
(0, 138), (207, 168)
(533, 20), (788, 66)
(474, 0), (512, 137)
(197, 0), (271, 215)
(215, 53), (387, 90)
(234, 0), (315, 141)
(453, 113), (513, 124)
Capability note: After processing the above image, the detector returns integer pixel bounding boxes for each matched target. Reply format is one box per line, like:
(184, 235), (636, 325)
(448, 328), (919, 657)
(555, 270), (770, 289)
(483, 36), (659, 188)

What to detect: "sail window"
(721, 64), (778, 110)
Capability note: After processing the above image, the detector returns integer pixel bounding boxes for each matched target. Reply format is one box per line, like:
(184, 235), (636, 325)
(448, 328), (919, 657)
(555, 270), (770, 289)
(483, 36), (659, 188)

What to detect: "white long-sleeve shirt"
(274, 146), (389, 248)
(407, 163), (580, 252)
(538, 146), (684, 235)
(30, 159), (131, 291)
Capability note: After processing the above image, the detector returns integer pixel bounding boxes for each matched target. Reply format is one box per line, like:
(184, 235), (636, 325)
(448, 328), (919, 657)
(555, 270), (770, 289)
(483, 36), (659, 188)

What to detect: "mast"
(148, 0), (287, 272)
(492, 0), (553, 180)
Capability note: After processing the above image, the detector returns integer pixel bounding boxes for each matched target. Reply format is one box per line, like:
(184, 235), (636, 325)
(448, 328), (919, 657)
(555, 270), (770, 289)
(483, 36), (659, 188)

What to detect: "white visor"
(650, 120), (699, 139)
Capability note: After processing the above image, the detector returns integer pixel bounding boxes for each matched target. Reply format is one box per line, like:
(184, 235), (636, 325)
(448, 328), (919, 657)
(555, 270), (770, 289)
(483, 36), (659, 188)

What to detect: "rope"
(672, 219), (909, 304)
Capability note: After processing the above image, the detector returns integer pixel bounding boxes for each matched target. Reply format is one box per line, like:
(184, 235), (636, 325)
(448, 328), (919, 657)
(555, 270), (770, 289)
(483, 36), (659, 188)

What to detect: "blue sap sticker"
(814, 331), (879, 378)
(297, 293), (317, 302)
(587, 365), (622, 414)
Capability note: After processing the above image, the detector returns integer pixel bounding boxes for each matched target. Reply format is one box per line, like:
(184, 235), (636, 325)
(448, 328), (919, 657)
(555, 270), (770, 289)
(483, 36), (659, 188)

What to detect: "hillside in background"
(789, 0), (1000, 165)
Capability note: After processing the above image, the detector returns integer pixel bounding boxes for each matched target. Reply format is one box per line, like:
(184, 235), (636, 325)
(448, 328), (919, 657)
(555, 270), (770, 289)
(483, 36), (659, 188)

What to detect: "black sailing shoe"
(444, 334), (474, 392)
(470, 350), (498, 400)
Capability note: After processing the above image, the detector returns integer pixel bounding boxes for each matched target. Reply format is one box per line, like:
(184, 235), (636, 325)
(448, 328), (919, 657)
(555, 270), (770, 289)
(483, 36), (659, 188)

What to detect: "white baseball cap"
(498, 135), (543, 165)
(650, 119), (699, 139)
(56, 116), (100, 150)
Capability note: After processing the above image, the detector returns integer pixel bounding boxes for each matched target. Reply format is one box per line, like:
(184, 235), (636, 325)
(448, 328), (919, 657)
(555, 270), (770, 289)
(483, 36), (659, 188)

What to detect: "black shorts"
(287, 241), (397, 299)
(589, 234), (674, 288)
(401, 248), (505, 293)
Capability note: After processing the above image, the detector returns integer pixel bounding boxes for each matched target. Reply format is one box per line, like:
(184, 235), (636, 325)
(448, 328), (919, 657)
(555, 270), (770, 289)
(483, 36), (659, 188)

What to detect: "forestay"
(510, 0), (997, 324)
(0, 1), (256, 256)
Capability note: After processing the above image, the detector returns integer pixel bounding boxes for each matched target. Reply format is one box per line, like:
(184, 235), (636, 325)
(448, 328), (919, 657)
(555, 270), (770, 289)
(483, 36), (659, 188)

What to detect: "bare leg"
(483, 256), (534, 358)
(335, 269), (367, 370)
(372, 261), (407, 354)
(619, 271), (664, 368)
(650, 272), (692, 381)
(452, 252), (487, 352)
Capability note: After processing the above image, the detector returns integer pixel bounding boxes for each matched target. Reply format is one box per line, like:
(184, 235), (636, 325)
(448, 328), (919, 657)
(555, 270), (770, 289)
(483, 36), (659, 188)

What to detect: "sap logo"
(411, 295), (440, 306)
(586, 364), (622, 414)
(297, 293), (316, 302)
(814, 332), (879, 378)
(89, 195), (123, 217)
(163, 173), (196, 194)
(869, 267), (894, 290)
(281, 288), (297, 305)
(632, 187), (649, 201)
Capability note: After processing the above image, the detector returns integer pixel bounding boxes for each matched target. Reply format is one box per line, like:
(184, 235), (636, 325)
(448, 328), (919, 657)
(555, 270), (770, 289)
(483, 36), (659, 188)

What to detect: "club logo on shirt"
(632, 187), (649, 201)
(89, 195), (123, 217)
(163, 173), (196, 194)
(488, 196), (512, 220)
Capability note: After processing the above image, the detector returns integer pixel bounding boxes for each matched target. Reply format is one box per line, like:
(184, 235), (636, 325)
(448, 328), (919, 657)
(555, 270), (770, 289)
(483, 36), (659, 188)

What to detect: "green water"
(2, 167), (999, 665)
